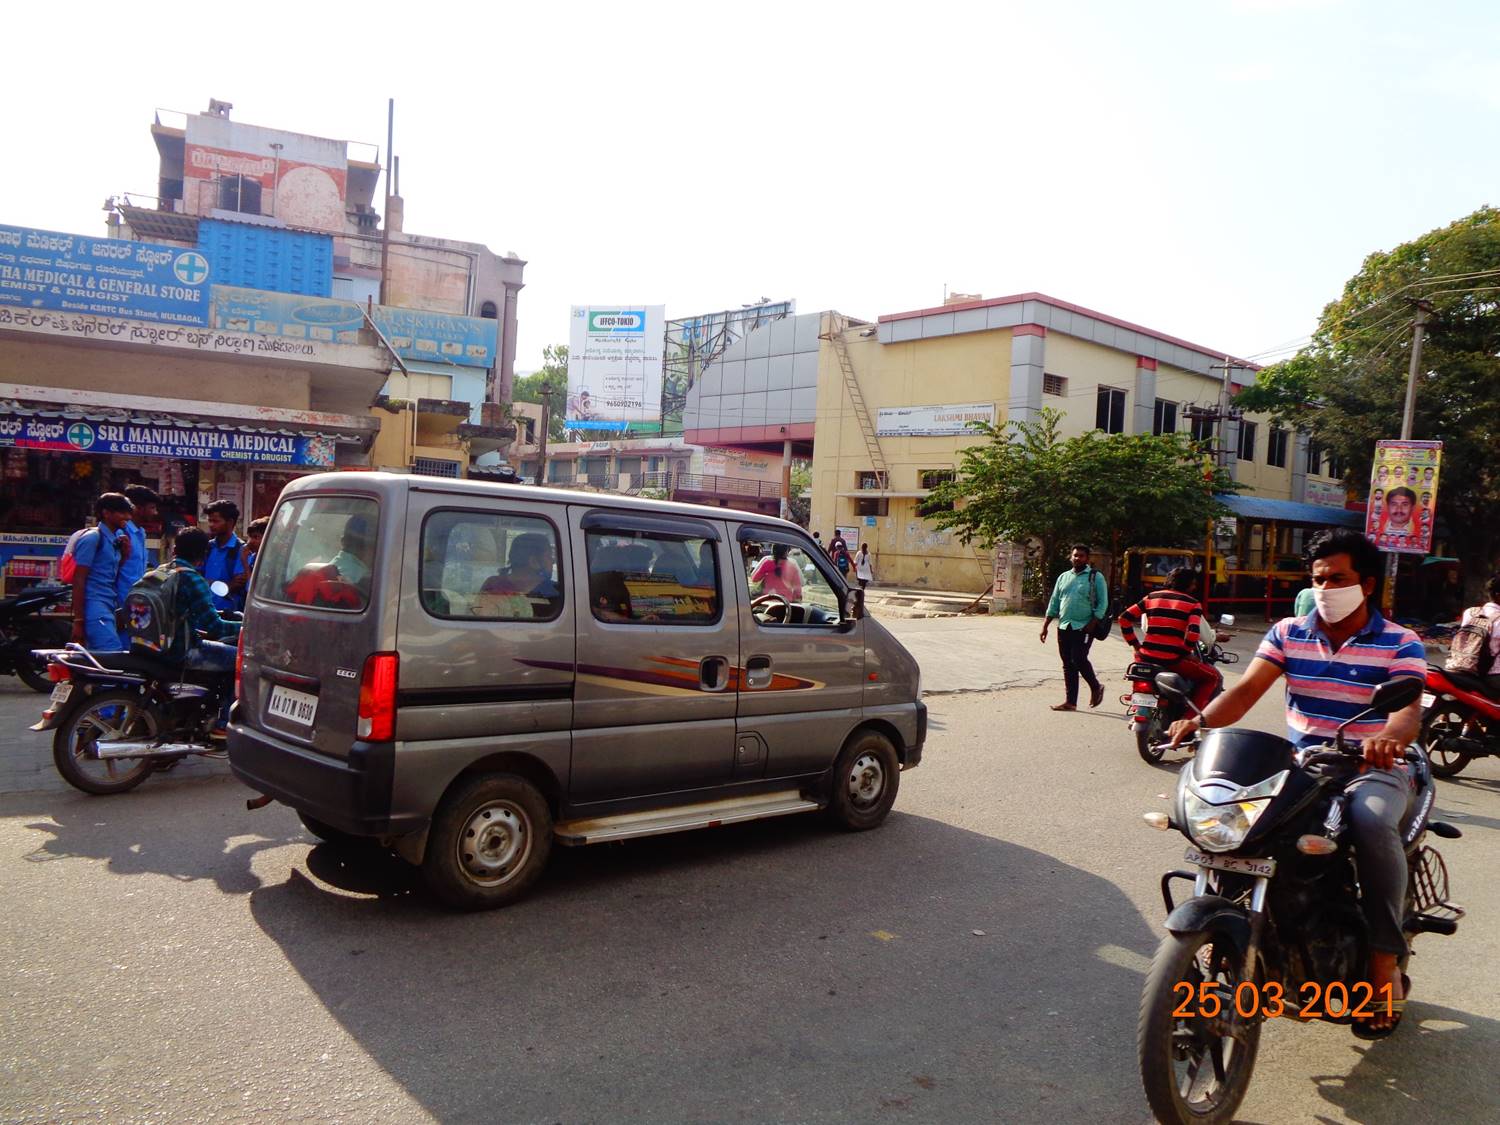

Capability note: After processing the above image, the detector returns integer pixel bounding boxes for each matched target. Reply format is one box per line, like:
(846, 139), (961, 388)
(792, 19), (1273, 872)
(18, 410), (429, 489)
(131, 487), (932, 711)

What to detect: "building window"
(1189, 412), (1216, 444)
(217, 175), (262, 215)
(1153, 399), (1177, 436)
(918, 469), (955, 516)
(855, 497), (889, 517)
(855, 470), (883, 490)
(1326, 450), (1346, 480)
(1306, 440), (1324, 476)
(1043, 373), (1067, 397)
(480, 300), (498, 319)
(1095, 386), (1126, 434)
(1237, 420), (1257, 462)
(1267, 426), (1288, 468)
(412, 457), (462, 478)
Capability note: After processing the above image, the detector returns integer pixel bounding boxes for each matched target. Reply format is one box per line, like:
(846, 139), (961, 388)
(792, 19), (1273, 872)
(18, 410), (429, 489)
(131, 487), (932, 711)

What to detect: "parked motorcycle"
(0, 586), (71, 692)
(1420, 664), (1500, 778)
(1124, 628), (1239, 764)
(34, 632), (236, 796)
(1137, 674), (1462, 1124)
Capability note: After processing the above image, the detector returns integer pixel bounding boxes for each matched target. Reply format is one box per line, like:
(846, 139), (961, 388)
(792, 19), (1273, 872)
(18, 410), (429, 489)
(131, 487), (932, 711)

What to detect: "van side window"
(584, 527), (719, 626)
(256, 496), (378, 612)
(740, 536), (843, 628)
(421, 510), (563, 621)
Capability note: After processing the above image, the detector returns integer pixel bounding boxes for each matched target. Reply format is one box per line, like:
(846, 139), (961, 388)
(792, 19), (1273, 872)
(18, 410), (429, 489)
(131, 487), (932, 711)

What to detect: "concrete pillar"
(1133, 356), (1157, 435)
(1291, 430), (1310, 502)
(1221, 416), (1240, 479)
(780, 438), (793, 521)
(498, 281), (522, 405)
(1008, 325), (1047, 424)
(989, 540), (1027, 612)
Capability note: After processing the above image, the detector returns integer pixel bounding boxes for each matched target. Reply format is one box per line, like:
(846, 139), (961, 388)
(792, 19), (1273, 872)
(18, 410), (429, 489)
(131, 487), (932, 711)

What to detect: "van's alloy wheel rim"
(458, 801), (530, 885)
(848, 752), (884, 809)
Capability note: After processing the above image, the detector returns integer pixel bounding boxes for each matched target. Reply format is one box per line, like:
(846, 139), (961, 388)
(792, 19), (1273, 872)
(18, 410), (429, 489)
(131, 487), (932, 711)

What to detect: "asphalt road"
(2, 670), (1498, 1123)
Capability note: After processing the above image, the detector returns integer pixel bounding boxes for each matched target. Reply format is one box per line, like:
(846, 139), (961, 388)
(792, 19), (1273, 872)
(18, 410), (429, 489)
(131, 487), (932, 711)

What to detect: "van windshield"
(254, 495), (378, 611)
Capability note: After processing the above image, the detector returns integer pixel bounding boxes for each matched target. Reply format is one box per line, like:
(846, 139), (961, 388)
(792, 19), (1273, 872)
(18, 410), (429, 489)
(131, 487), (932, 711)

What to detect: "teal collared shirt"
(1046, 566), (1107, 630)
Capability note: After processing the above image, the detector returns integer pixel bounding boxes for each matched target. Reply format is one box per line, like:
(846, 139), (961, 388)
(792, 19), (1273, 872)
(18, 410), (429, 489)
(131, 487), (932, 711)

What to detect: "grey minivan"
(228, 473), (925, 910)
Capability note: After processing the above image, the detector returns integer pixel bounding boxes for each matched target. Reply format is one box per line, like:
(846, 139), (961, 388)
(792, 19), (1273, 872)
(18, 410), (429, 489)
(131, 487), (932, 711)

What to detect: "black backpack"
(118, 563), (188, 653)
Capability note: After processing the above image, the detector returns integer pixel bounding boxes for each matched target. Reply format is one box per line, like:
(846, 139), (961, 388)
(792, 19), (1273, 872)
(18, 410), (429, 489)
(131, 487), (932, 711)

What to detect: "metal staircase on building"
(822, 313), (888, 489)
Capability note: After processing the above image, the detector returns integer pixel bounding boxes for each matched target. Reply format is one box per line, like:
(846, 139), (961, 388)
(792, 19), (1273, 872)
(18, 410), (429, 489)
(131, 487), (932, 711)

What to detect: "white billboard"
(566, 305), (665, 433)
(876, 401), (996, 438)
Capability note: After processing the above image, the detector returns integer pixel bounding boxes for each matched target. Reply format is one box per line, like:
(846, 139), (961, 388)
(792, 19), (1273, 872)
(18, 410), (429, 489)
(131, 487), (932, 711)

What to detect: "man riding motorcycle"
(160, 527), (242, 735)
(1118, 565), (1222, 713)
(1169, 530), (1425, 1036)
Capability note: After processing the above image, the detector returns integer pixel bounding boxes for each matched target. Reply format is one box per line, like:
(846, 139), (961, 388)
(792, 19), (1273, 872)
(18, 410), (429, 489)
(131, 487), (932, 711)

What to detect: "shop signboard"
(209, 286), (497, 367)
(875, 402), (996, 437)
(1365, 439), (1441, 555)
(0, 414), (335, 467)
(566, 305), (666, 433)
(0, 224), (211, 326)
(1304, 479), (1349, 510)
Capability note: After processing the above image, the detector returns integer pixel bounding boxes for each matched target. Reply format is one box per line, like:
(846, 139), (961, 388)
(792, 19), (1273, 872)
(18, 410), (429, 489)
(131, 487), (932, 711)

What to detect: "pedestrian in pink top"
(750, 543), (803, 602)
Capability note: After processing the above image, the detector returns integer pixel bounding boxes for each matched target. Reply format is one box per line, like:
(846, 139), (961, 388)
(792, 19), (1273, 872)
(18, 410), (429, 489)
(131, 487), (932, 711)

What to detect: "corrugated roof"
(1218, 493), (1364, 528)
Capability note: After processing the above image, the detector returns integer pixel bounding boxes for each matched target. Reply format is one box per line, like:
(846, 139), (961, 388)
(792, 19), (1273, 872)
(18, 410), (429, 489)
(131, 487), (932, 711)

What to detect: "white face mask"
(1313, 582), (1367, 623)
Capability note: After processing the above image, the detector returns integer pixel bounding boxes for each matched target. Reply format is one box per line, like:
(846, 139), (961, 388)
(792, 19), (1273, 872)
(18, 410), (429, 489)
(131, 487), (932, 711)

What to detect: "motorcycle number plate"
(1420, 692), (1436, 710)
(49, 683), (72, 706)
(267, 684), (318, 727)
(1130, 693), (1157, 708)
(1184, 847), (1275, 878)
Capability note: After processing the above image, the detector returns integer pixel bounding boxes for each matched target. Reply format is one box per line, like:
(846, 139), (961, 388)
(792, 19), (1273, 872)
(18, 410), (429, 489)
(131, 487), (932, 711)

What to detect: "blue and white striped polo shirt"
(1254, 609), (1427, 748)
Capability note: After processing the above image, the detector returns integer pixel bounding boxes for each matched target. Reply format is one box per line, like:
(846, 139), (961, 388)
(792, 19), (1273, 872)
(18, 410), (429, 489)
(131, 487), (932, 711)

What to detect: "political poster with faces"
(1365, 439), (1441, 555)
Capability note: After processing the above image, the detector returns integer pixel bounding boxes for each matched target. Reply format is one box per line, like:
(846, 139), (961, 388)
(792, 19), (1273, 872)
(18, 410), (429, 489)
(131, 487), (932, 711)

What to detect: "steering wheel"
(751, 591), (790, 621)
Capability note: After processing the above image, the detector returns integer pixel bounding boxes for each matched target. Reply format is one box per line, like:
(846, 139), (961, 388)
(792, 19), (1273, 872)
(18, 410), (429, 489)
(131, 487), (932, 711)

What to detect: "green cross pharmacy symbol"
(174, 252), (209, 285)
(66, 423), (95, 449)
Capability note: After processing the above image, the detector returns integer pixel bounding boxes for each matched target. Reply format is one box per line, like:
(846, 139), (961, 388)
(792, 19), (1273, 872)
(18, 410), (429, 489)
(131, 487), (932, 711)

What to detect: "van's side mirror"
(845, 587), (865, 621)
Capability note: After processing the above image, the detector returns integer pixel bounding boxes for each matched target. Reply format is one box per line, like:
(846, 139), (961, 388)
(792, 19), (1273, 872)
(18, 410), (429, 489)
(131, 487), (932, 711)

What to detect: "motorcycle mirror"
(1366, 676), (1423, 715)
(1153, 671), (1205, 717)
(209, 580), (231, 598)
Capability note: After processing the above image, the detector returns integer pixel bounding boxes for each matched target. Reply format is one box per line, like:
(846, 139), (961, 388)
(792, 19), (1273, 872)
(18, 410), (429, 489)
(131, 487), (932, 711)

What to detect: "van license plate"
(1184, 847), (1275, 878)
(268, 685), (318, 727)
(1130, 692), (1157, 708)
(1420, 692), (1435, 710)
(49, 683), (71, 706)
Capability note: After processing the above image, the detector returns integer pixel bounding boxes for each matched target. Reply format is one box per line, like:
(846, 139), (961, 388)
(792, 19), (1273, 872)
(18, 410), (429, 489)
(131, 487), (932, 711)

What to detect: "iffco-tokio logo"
(173, 251), (210, 286)
(588, 310), (646, 335)
(66, 423), (96, 450)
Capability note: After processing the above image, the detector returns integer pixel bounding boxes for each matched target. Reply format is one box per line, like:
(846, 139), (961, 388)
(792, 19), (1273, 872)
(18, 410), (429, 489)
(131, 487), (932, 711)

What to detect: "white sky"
(6, 0), (1496, 373)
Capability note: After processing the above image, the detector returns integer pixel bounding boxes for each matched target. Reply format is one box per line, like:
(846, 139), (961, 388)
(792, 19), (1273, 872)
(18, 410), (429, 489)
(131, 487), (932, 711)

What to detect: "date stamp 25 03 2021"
(1173, 980), (1395, 1021)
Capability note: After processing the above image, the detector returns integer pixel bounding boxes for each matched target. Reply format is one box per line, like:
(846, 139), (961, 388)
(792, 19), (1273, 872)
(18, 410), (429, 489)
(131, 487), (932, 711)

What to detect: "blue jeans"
(185, 640), (237, 725)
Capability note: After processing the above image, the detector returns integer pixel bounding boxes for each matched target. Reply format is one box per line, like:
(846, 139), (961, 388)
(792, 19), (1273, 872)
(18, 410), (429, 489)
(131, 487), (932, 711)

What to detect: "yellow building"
(803, 293), (1357, 595)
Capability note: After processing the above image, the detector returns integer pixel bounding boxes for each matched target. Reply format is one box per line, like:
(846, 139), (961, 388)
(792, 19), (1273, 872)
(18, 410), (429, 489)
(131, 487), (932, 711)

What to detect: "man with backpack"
(1040, 543), (1111, 711)
(121, 527), (242, 735)
(67, 493), (135, 650)
(1448, 574), (1500, 696)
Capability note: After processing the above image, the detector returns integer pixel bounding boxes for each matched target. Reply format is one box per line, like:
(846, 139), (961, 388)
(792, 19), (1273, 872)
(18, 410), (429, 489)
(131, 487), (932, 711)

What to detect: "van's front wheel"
(826, 730), (900, 831)
(422, 774), (553, 911)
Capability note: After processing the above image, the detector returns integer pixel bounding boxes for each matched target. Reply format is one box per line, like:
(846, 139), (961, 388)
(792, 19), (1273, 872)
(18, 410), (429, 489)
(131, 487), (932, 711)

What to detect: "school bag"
(1445, 605), (1498, 676)
(118, 563), (188, 653)
(57, 527), (104, 584)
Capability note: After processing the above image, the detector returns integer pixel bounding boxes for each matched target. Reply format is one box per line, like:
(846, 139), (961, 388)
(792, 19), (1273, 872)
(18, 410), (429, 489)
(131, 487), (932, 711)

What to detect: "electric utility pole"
(1384, 300), (1433, 611)
(536, 387), (553, 486)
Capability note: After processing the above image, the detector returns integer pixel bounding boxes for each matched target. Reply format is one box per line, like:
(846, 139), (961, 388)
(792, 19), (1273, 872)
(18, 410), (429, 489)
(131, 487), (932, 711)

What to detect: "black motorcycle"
(1137, 675), (1463, 1124)
(1124, 636), (1238, 764)
(0, 586), (71, 691)
(34, 641), (235, 795)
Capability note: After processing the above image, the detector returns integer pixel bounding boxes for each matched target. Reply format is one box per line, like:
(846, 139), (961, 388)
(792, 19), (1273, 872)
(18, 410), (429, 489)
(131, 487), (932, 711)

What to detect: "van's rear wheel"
(826, 730), (900, 831)
(422, 774), (552, 911)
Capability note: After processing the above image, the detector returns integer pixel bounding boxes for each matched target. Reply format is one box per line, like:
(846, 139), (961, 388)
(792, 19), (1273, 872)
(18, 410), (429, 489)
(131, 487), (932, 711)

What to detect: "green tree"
(787, 461), (812, 527)
(926, 408), (1237, 599)
(1235, 207), (1500, 591)
(512, 344), (569, 442)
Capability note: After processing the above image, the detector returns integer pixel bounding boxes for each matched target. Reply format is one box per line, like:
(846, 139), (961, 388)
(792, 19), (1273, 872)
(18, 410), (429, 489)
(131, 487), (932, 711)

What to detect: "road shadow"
(248, 811), (1163, 1123)
(10, 775), (304, 895)
(1306, 998), (1500, 1123)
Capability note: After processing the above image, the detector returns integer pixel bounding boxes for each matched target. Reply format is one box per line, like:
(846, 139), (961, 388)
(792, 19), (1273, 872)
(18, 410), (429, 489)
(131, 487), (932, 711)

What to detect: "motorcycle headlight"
(1183, 792), (1271, 852)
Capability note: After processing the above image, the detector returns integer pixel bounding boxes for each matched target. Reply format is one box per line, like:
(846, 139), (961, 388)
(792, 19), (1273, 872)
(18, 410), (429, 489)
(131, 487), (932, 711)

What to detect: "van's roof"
(282, 471), (805, 532)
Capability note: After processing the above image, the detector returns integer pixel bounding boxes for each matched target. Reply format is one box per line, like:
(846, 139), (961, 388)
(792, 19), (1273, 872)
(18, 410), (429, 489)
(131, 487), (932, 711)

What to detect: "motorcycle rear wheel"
(1421, 703), (1474, 778)
(52, 690), (158, 795)
(1138, 929), (1261, 1125)
(1136, 710), (1168, 764)
(15, 658), (51, 693)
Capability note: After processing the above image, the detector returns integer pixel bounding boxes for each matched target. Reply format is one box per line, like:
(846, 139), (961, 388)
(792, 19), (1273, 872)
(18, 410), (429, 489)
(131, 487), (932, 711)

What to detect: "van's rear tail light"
(47, 662), (71, 683)
(357, 652), (399, 741)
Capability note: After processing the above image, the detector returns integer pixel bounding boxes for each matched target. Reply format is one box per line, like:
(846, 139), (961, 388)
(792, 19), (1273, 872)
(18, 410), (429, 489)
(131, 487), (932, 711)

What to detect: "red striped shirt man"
(1117, 568), (1221, 710)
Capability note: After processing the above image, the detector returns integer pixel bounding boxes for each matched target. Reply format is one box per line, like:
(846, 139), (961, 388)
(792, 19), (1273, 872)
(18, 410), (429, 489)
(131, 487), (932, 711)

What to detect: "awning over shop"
(0, 383), (379, 468)
(1217, 493), (1363, 529)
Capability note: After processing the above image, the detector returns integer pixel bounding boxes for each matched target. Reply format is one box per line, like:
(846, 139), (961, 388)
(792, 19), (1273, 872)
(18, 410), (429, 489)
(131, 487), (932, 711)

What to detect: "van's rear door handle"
(699, 655), (730, 692)
(745, 655), (773, 690)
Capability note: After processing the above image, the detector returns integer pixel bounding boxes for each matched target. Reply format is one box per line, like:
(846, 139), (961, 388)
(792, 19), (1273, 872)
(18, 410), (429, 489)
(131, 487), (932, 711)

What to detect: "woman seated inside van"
(476, 533), (561, 617)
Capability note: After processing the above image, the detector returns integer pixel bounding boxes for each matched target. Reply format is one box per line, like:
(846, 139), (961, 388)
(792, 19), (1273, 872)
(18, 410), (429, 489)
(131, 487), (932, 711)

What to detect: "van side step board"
(555, 790), (822, 846)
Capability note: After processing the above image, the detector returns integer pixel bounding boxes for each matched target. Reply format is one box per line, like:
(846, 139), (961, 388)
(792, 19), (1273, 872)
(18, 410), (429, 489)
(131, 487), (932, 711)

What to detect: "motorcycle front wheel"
(52, 690), (159, 795)
(1421, 703), (1473, 778)
(1138, 929), (1261, 1125)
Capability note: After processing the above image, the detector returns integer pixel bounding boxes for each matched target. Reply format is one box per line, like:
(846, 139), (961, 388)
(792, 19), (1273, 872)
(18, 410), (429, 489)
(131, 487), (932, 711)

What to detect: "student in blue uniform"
(69, 493), (135, 650)
(202, 500), (247, 612)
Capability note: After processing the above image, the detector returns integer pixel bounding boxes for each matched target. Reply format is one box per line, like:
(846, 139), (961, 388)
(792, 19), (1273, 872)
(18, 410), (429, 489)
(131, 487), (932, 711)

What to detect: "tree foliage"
(1235, 207), (1500, 587)
(925, 408), (1237, 581)
(511, 344), (569, 442)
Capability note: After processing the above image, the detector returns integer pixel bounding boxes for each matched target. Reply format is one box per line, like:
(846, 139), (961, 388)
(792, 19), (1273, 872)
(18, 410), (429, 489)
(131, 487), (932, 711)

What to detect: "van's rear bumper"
(228, 723), (421, 838)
